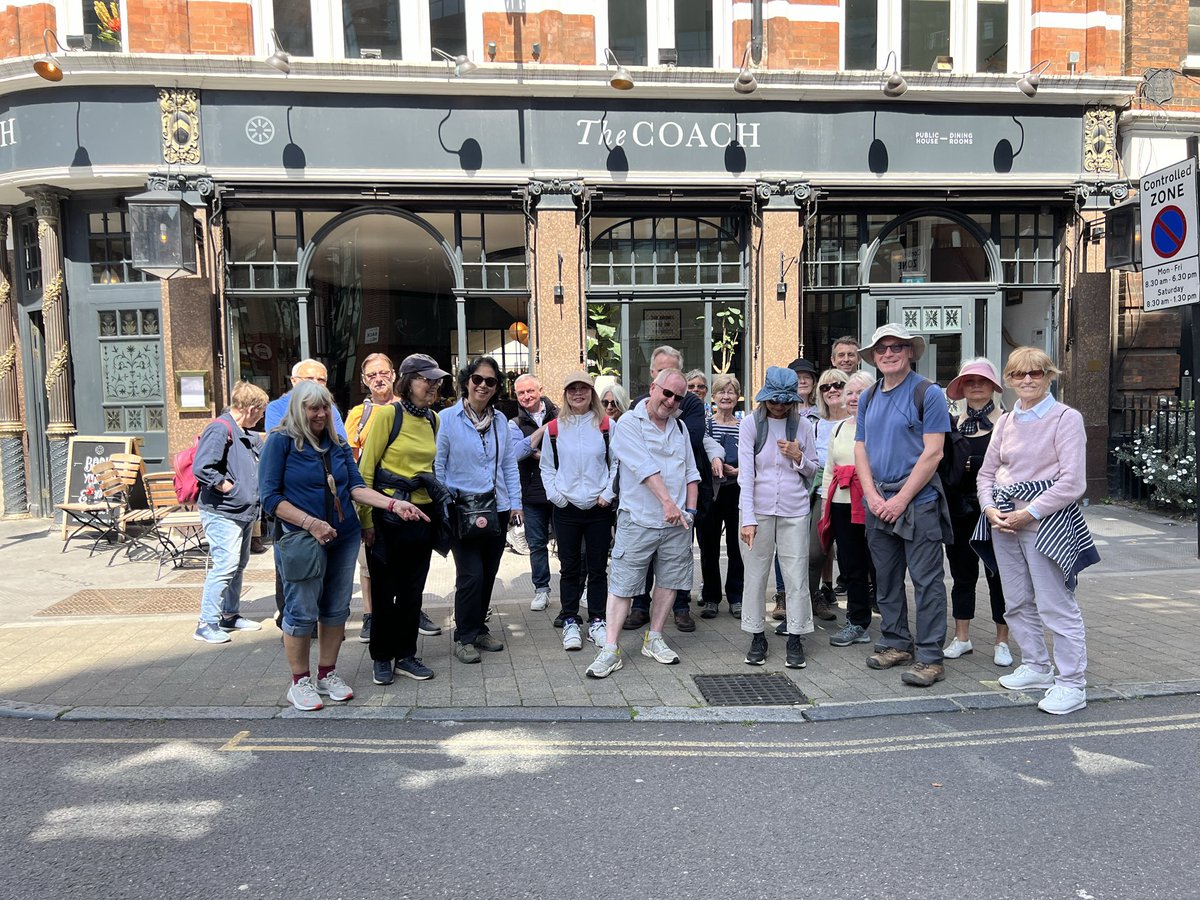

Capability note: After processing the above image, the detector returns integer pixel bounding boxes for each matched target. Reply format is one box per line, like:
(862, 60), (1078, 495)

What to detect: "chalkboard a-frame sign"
(60, 436), (139, 537)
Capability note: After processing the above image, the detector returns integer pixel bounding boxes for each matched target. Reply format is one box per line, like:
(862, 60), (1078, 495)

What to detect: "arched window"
(868, 214), (991, 284)
(589, 216), (743, 288)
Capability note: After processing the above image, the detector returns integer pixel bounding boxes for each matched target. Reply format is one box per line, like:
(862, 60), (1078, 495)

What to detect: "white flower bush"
(1114, 409), (1197, 515)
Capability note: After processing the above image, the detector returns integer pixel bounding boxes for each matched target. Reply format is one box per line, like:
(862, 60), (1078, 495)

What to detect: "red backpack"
(173, 419), (234, 504)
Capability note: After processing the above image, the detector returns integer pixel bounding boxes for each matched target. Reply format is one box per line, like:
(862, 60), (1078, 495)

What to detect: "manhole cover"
(35, 590), (276, 617)
(693, 674), (808, 706)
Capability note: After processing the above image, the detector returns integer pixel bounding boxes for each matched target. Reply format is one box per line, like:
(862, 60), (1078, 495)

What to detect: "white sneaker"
(943, 638), (973, 659)
(586, 647), (623, 678)
(562, 619), (583, 651)
(998, 664), (1055, 691)
(287, 676), (323, 711)
(588, 619), (607, 647)
(507, 526), (531, 555)
(641, 632), (680, 665)
(1038, 684), (1087, 715)
(314, 671), (354, 702)
(531, 588), (550, 611)
(993, 641), (1014, 667)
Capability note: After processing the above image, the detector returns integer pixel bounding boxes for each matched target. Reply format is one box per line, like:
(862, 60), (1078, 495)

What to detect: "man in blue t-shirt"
(854, 324), (951, 688)
(264, 359), (348, 440)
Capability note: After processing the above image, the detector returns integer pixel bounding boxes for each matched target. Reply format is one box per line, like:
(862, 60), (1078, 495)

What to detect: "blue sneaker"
(372, 659), (393, 685)
(193, 622), (231, 644)
(396, 656), (434, 680)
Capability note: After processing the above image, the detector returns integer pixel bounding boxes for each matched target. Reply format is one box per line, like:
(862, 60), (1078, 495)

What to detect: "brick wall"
(1126, 0), (1200, 110)
(0, 3), (56, 59)
(482, 11), (595, 65)
(1030, 0), (1122, 76)
(733, 1), (840, 70)
(1116, 273), (1183, 394)
(126, 0), (190, 54)
(119, 0), (252, 55)
(188, 1), (252, 55)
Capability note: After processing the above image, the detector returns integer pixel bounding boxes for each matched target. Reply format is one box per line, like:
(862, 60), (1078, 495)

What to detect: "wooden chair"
(102, 453), (156, 563)
(142, 471), (210, 580)
(56, 459), (122, 555)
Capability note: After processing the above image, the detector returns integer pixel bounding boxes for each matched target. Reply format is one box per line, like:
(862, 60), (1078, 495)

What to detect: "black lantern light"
(127, 179), (206, 279)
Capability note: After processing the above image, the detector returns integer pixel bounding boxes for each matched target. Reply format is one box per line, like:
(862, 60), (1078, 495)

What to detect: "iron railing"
(1109, 392), (1195, 503)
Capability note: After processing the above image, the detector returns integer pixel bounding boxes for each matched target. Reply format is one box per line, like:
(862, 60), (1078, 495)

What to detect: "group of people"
(185, 324), (1096, 717)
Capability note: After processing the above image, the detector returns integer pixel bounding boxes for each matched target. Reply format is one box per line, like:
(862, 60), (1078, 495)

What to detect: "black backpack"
(860, 377), (968, 491)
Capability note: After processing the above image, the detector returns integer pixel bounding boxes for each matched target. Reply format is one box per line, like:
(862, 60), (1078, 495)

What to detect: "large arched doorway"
(303, 211), (458, 411)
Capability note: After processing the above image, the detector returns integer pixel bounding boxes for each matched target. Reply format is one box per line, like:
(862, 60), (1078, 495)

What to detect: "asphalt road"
(3, 696), (1198, 900)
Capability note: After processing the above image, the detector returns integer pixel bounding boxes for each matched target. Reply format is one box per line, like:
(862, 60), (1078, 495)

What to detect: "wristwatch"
(685, 507), (698, 517)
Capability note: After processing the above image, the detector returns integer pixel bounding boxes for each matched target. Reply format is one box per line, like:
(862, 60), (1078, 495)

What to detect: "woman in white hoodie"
(540, 371), (619, 652)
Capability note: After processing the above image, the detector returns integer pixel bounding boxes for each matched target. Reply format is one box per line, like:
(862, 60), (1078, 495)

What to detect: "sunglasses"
(818, 383), (842, 393)
(874, 342), (911, 356)
(470, 374), (499, 388)
(1010, 369), (1046, 381)
(654, 384), (682, 402)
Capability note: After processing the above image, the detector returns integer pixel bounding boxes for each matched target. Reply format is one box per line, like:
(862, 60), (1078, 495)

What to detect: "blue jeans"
(524, 502), (553, 590)
(199, 510), (253, 625)
(279, 531), (359, 636)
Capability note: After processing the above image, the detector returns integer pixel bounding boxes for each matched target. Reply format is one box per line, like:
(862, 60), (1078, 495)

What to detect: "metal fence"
(1108, 393), (1196, 503)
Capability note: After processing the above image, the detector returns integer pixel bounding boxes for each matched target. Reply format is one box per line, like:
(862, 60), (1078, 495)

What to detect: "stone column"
(0, 209), (28, 516)
(529, 181), (586, 395)
(25, 187), (74, 510)
(753, 185), (807, 396)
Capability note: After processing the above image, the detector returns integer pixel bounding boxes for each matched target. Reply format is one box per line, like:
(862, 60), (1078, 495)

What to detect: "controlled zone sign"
(1140, 157), (1200, 311)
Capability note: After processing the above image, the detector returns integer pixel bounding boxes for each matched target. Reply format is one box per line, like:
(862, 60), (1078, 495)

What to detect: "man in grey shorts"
(586, 368), (700, 678)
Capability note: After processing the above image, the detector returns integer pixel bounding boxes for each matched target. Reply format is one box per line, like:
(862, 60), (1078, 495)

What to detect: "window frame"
(595, 0), (731, 69)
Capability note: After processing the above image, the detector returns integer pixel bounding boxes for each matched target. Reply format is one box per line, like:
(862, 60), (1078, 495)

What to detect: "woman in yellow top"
(356, 353), (449, 686)
(344, 353), (401, 645)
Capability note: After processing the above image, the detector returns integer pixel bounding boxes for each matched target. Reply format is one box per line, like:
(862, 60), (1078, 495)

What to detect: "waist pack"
(455, 490), (500, 540)
(274, 522), (327, 582)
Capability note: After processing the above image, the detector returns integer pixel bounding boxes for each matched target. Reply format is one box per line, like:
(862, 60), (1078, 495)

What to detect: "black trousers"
(699, 482), (743, 606)
(365, 505), (435, 662)
(947, 511), (1006, 624)
(450, 511), (509, 644)
(831, 502), (872, 628)
(553, 502), (613, 621)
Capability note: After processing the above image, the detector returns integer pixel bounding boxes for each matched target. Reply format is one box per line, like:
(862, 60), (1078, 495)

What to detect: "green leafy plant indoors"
(711, 304), (744, 374)
(586, 304), (621, 376)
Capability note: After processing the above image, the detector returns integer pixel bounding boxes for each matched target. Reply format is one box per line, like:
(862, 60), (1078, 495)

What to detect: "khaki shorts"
(608, 509), (695, 598)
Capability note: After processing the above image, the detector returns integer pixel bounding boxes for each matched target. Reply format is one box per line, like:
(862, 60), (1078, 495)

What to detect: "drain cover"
(694, 674), (808, 706)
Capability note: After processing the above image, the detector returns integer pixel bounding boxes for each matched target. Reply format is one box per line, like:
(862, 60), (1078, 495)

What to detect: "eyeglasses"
(654, 383), (681, 402)
(819, 383), (842, 393)
(470, 374), (499, 388)
(874, 342), (910, 357)
(1010, 369), (1046, 381)
(363, 370), (393, 380)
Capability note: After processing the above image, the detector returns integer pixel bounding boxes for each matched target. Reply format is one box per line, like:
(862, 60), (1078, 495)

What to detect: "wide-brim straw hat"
(859, 323), (926, 366)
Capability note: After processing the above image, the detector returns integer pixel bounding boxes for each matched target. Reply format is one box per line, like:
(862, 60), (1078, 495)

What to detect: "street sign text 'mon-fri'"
(1140, 157), (1200, 312)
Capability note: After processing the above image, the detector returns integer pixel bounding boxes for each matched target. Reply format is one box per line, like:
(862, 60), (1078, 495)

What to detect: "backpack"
(859, 376), (968, 490)
(174, 417), (235, 504)
(385, 401), (439, 447)
(545, 416), (611, 469)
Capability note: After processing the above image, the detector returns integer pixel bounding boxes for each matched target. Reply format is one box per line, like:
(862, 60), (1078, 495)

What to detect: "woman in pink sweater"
(975, 347), (1098, 716)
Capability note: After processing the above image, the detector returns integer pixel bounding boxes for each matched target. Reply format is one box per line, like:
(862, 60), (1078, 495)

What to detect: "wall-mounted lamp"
(33, 28), (64, 82)
(604, 47), (634, 90)
(531, 42), (541, 62)
(127, 177), (204, 279)
(554, 251), (565, 303)
(433, 46), (478, 76)
(881, 50), (907, 97)
(487, 41), (497, 60)
(1017, 60), (1052, 97)
(265, 28), (290, 74)
(733, 41), (757, 94)
(777, 252), (788, 300)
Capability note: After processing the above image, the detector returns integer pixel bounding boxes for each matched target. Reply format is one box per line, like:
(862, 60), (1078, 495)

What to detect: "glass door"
(868, 290), (1001, 387)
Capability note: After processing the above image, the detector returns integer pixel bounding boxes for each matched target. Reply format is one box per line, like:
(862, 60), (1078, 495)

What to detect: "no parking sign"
(1140, 158), (1200, 311)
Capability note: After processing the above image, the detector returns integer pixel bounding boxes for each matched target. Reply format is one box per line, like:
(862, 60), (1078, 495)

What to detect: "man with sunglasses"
(587, 368), (700, 678)
(854, 324), (953, 688)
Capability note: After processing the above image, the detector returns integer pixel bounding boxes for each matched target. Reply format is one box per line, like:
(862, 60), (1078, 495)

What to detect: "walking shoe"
(770, 591), (787, 620)
(562, 619), (583, 651)
(1038, 684), (1087, 715)
(586, 647), (623, 679)
(358, 613), (373, 643)
(474, 632), (504, 652)
(866, 647), (914, 670)
(775, 620), (788, 636)
(315, 670), (354, 702)
(833, 575), (847, 596)
(729, 602), (742, 617)
(623, 609), (650, 630)
(786, 634), (807, 669)
(396, 656), (434, 681)
(901, 662), (945, 687)
(372, 659), (394, 685)
(507, 525), (530, 555)
(674, 609), (696, 632)
(994, 641), (1014, 667)
(745, 632), (768, 666)
(830, 622), (872, 647)
(193, 622), (231, 644)
(454, 641), (481, 664)
(219, 615), (262, 632)
(999, 664), (1055, 691)
(943, 637), (973, 659)
(587, 619), (607, 646)
(250, 535), (268, 554)
(287, 676), (323, 711)
(553, 611), (569, 628)
(531, 588), (550, 611)
(641, 632), (681, 665)
(811, 588), (837, 621)
(700, 601), (719, 619)
(418, 611), (442, 636)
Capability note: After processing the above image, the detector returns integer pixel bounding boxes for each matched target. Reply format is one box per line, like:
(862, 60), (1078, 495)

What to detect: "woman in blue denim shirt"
(260, 381), (426, 712)
(699, 373), (744, 619)
(434, 356), (522, 665)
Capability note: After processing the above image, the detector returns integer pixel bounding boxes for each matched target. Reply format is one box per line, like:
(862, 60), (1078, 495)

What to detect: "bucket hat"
(859, 323), (926, 366)
(754, 366), (803, 404)
(946, 359), (1003, 400)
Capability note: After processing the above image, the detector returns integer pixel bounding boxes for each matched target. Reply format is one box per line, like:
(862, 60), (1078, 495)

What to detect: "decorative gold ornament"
(160, 88), (201, 165)
(44, 341), (70, 393)
(0, 277), (10, 308)
(42, 271), (64, 314)
(0, 342), (16, 375)
(1083, 107), (1117, 174)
